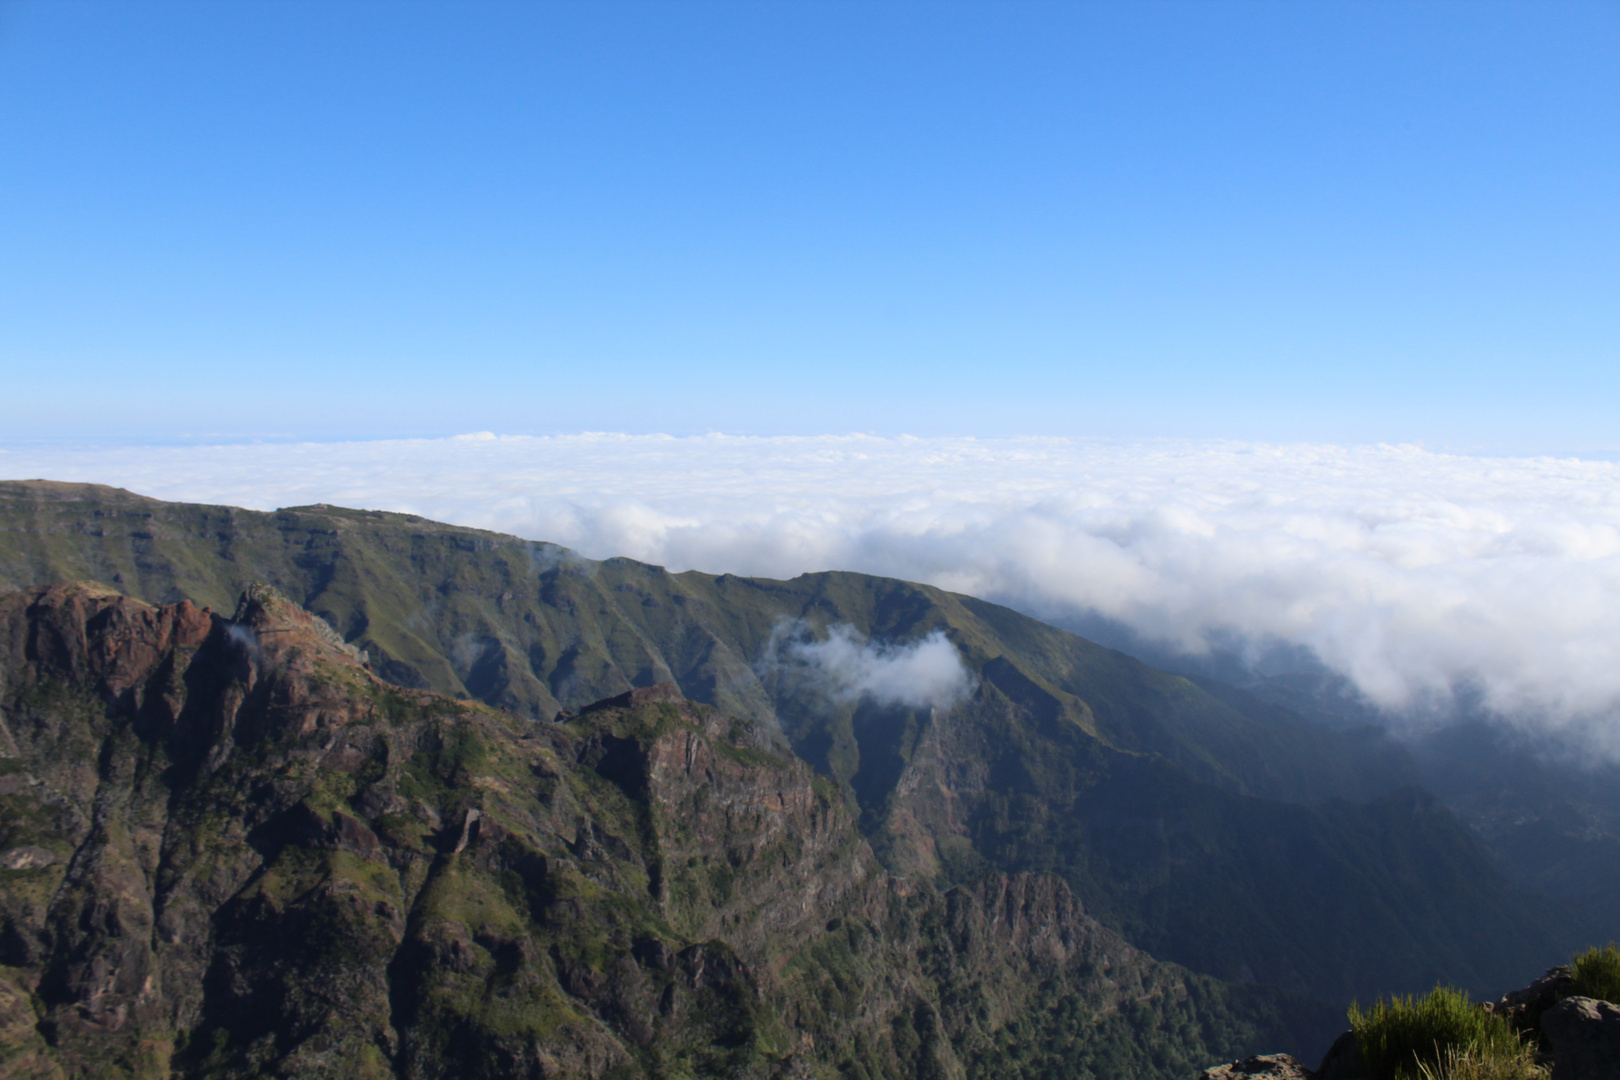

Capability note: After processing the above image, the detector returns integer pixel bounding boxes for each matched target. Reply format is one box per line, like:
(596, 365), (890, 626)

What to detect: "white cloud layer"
(767, 623), (975, 712)
(8, 433), (1620, 744)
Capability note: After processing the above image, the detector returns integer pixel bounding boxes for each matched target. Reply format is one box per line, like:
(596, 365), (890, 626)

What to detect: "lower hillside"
(0, 582), (1319, 1079)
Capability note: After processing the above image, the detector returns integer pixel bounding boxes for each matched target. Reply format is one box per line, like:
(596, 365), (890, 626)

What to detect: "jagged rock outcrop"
(0, 582), (1292, 1079)
(1488, 964), (1578, 1037)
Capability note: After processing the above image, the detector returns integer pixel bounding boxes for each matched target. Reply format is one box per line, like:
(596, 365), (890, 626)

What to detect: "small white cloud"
(770, 622), (973, 712)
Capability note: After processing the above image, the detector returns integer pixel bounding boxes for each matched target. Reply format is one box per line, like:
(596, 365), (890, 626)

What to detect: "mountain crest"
(233, 581), (367, 666)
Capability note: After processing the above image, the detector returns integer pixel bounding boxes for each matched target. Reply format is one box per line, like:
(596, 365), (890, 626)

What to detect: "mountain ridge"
(0, 479), (1601, 1060)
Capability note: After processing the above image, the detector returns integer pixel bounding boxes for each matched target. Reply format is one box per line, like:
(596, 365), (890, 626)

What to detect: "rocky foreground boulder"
(1543, 998), (1620, 1080)
(1200, 1035), (1359, 1080)
(1201, 1053), (1314, 1079)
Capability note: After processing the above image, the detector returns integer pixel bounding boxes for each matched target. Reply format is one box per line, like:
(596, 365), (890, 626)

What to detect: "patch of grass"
(707, 862), (735, 904)
(1350, 986), (1525, 1080)
(396, 755), (447, 806)
(1570, 943), (1620, 1004)
(374, 811), (429, 851)
(712, 740), (782, 768)
(445, 725), (489, 774)
(253, 844), (328, 907)
(301, 771), (359, 816)
(415, 863), (528, 939)
(1413, 1041), (1546, 1080)
(450, 980), (576, 1042)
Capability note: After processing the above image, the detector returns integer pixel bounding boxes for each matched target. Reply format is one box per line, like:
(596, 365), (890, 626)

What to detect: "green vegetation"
(1413, 1042), (1545, 1080)
(1569, 943), (1620, 1004)
(1350, 986), (1527, 1080)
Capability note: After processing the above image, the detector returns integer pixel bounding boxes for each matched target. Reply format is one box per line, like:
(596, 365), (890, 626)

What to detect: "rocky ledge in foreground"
(0, 581), (1297, 1080)
(1201, 1053), (1314, 1079)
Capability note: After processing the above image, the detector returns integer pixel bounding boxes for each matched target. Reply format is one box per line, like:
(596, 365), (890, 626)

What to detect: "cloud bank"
(8, 433), (1620, 745)
(767, 623), (974, 712)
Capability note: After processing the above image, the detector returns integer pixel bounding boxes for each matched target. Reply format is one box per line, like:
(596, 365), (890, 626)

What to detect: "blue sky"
(1, 1), (1615, 450)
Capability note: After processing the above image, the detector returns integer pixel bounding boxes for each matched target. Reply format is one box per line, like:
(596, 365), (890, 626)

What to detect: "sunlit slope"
(0, 479), (1587, 1008)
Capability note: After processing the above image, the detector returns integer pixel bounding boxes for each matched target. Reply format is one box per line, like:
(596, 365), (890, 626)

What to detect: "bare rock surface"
(1489, 965), (1578, 1036)
(1202, 1052), (1314, 1079)
(1544, 996), (1620, 1080)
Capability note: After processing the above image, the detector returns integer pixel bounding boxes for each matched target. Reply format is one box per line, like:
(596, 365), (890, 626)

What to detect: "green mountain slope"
(0, 480), (1589, 1016)
(0, 582), (1309, 1079)
(0, 482), (1416, 804)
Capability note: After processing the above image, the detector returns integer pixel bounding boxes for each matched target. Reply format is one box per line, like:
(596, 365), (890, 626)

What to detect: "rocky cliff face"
(0, 582), (1293, 1079)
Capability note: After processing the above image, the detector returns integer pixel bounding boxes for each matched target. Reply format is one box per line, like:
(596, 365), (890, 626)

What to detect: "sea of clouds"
(7, 433), (1620, 747)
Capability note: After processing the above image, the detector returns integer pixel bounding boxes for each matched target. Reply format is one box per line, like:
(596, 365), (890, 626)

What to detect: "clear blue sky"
(1, 1), (1615, 450)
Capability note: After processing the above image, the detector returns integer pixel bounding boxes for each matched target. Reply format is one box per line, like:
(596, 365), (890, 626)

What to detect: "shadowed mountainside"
(1061, 606), (1620, 922)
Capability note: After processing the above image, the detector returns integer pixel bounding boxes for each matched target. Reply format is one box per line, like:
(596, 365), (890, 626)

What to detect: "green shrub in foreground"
(1350, 986), (1525, 1080)
(1569, 943), (1620, 1005)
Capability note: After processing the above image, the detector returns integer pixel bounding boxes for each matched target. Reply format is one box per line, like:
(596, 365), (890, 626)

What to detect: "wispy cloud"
(765, 622), (974, 712)
(9, 433), (1620, 744)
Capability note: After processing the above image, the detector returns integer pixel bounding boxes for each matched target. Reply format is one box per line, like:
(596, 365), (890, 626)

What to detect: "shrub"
(1350, 985), (1526, 1080)
(1413, 1041), (1545, 1080)
(1569, 943), (1620, 1005)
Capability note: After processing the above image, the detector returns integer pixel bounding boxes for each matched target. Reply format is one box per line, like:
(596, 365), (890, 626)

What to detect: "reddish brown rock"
(2, 582), (211, 701)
